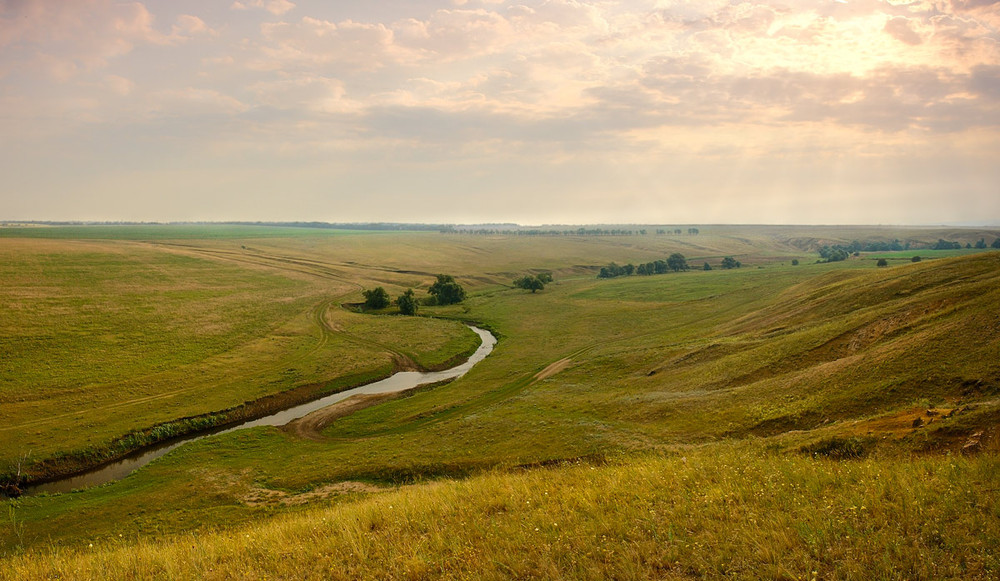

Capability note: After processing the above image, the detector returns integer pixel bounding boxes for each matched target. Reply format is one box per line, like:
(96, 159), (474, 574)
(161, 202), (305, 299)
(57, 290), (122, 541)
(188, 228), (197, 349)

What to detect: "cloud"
(172, 15), (214, 38)
(0, 1), (221, 82)
(884, 16), (923, 45)
(249, 76), (357, 114)
(2, 0), (999, 224)
(254, 17), (400, 71)
(0, 0), (171, 79)
(232, 0), (295, 16)
(104, 74), (135, 96)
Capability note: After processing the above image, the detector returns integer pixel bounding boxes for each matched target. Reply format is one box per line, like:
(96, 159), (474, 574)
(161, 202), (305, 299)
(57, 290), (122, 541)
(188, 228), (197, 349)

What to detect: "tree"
(362, 286), (391, 310)
(932, 239), (961, 250)
(993, 238), (1000, 249)
(537, 272), (553, 283)
(720, 256), (741, 269)
(791, 259), (799, 266)
(428, 274), (466, 305)
(396, 289), (418, 315)
(599, 262), (623, 279)
(911, 256), (922, 262)
(514, 275), (545, 293)
(667, 253), (689, 271)
(703, 262), (712, 271)
(975, 238), (987, 249)
(876, 258), (888, 267)
(818, 246), (849, 262)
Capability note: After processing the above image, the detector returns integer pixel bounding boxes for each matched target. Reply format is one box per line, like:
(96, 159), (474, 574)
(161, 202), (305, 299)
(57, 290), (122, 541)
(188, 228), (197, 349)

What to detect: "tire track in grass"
(4, 240), (450, 437)
(0, 297), (345, 433)
(0, 242), (391, 433)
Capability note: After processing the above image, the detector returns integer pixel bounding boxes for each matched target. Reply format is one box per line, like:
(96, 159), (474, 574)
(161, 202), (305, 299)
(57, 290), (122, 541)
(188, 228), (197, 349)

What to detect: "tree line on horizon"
(440, 227), (701, 236)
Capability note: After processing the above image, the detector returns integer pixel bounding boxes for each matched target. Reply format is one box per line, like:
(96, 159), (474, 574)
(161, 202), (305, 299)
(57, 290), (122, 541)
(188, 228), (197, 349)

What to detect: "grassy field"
(0, 234), (481, 482)
(2, 224), (999, 578)
(5, 445), (998, 580)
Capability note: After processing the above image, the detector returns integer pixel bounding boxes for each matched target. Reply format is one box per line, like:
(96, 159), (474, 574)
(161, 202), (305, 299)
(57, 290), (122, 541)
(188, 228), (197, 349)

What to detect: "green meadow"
(2, 224), (999, 579)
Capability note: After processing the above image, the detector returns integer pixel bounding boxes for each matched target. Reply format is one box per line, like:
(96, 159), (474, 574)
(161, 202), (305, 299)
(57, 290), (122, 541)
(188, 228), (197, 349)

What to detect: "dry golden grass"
(4, 445), (998, 580)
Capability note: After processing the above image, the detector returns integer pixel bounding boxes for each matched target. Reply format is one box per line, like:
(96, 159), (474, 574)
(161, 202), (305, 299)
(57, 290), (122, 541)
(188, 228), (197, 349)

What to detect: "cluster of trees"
(931, 239), (964, 250)
(816, 240), (905, 262)
(445, 227), (648, 236)
(513, 272), (553, 293)
(441, 227), (702, 237)
(598, 254), (689, 279)
(814, 237), (999, 263)
(927, 238), (1000, 250)
(818, 246), (851, 263)
(703, 257), (740, 270)
(838, 239), (907, 253)
(361, 274), (467, 316)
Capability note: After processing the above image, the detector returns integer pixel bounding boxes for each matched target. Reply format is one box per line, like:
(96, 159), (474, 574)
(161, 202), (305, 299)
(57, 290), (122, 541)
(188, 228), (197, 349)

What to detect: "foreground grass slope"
(5, 445), (998, 580)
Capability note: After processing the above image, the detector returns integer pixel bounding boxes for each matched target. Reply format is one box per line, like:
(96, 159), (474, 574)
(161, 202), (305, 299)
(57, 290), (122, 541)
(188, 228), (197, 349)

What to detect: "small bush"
(801, 436), (874, 460)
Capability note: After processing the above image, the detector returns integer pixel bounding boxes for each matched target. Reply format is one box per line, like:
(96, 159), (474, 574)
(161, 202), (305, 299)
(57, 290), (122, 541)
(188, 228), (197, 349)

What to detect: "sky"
(1, 0), (998, 225)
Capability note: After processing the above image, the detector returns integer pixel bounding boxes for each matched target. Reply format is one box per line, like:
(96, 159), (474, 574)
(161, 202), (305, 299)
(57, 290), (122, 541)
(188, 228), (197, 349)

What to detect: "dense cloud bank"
(1, 1), (998, 223)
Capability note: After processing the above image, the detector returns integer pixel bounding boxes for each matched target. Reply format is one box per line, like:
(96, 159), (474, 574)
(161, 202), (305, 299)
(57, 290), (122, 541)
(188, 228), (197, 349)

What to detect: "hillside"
(2, 227), (999, 578)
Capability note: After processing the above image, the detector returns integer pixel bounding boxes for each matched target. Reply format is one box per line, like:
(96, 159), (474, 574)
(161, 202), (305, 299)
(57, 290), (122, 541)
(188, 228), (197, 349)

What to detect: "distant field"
(0, 224), (368, 240)
(2, 224), (999, 577)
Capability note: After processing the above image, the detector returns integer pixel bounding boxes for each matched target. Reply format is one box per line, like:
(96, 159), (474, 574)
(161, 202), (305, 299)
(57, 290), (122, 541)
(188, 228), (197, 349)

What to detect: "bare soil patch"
(534, 358), (572, 382)
(281, 392), (405, 441)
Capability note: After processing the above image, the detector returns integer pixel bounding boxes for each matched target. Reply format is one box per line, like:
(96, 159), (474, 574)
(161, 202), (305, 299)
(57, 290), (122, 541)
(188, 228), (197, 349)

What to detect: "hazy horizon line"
(3, 220), (1000, 229)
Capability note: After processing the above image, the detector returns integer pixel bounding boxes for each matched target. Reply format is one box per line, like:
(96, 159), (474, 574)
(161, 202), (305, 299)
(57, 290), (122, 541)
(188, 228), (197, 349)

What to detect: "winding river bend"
(26, 326), (496, 496)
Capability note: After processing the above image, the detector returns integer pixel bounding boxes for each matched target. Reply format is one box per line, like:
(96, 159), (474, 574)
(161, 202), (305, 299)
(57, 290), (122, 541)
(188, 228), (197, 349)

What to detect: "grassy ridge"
(5, 445), (998, 580)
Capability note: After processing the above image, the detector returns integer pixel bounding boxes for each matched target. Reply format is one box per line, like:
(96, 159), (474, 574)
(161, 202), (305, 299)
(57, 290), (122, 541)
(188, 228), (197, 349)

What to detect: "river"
(24, 326), (496, 495)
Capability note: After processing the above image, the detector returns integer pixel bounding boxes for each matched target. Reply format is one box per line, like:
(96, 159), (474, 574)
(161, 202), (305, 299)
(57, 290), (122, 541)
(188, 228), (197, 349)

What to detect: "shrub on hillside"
(801, 436), (875, 460)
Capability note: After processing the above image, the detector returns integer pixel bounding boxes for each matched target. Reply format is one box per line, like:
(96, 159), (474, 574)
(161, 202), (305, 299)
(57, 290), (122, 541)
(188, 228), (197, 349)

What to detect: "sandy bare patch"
(534, 358), (572, 382)
(848, 407), (957, 438)
(242, 481), (388, 507)
(281, 392), (405, 441)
